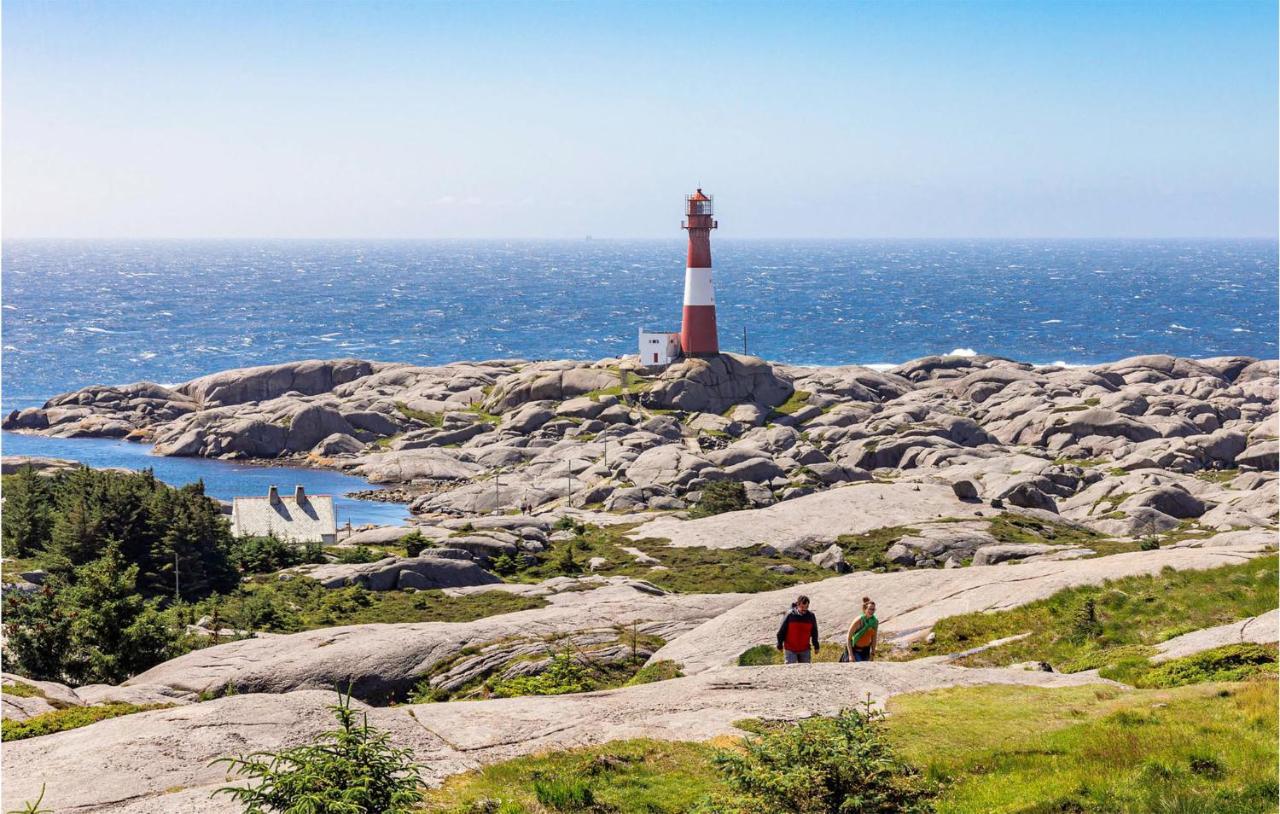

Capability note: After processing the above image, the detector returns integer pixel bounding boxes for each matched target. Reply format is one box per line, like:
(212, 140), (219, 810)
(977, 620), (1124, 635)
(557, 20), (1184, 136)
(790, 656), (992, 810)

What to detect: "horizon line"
(5, 234), (1278, 242)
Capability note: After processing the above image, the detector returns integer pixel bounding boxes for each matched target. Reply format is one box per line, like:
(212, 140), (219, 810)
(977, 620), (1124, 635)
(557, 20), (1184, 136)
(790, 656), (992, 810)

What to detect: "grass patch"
(891, 680), (1278, 813)
(507, 523), (834, 594)
(1, 681), (43, 699)
(373, 433), (402, 450)
(394, 402), (444, 426)
(421, 679), (1278, 814)
(769, 389), (811, 417)
(192, 580), (545, 634)
(986, 512), (1102, 547)
(1195, 469), (1242, 484)
(836, 525), (922, 572)
(420, 738), (723, 813)
(2, 702), (173, 741)
(892, 556), (1278, 679)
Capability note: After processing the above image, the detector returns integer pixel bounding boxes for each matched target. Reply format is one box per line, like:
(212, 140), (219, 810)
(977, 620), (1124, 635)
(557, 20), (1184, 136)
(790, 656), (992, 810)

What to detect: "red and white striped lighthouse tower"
(680, 188), (719, 356)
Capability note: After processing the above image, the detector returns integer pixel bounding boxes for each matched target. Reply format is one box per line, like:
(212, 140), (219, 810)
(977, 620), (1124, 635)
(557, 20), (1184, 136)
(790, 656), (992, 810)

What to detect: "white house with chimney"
(232, 485), (337, 544)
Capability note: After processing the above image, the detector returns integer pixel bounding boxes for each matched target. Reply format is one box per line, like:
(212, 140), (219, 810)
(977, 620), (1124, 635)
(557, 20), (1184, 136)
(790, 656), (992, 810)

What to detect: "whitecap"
(1232, 327), (1251, 333)
(1168, 323), (1193, 332)
(83, 326), (116, 334)
(1041, 319), (1063, 324)
(948, 347), (978, 357)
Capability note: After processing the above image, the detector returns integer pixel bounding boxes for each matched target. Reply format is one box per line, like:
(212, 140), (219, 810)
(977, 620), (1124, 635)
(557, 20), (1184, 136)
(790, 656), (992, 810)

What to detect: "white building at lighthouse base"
(637, 329), (681, 366)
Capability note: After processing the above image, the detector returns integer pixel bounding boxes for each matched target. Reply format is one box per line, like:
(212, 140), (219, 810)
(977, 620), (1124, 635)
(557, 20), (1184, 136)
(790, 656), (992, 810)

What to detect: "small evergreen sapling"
(213, 689), (424, 814)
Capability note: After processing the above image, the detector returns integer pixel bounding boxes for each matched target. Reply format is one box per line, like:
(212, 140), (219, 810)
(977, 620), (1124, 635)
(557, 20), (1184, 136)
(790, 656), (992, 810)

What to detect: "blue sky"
(3, 1), (1276, 238)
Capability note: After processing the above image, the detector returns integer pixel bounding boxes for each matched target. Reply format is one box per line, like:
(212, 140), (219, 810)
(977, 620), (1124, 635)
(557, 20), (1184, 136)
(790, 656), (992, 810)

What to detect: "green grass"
(891, 556), (1279, 679)
(1, 681), (42, 699)
(835, 525), (921, 571)
(1195, 469), (1242, 484)
(2, 702), (174, 741)
(507, 523), (835, 594)
(890, 680), (1278, 813)
(769, 389), (811, 417)
(373, 433), (403, 450)
(193, 579), (546, 634)
(420, 738), (725, 813)
(418, 680), (1279, 814)
(394, 402), (444, 427)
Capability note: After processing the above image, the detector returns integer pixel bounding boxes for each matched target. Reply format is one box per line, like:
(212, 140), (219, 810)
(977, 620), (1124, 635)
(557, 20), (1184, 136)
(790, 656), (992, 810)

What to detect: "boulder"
(181, 359), (375, 407)
(1237, 439), (1278, 471)
(810, 544), (848, 573)
(951, 479), (980, 501)
(647, 354), (794, 414)
(972, 543), (1057, 566)
(312, 433), (365, 456)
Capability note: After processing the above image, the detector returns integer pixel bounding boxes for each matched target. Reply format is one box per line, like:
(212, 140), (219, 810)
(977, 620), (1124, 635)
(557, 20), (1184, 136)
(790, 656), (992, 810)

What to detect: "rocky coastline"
(4, 352), (1276, 532)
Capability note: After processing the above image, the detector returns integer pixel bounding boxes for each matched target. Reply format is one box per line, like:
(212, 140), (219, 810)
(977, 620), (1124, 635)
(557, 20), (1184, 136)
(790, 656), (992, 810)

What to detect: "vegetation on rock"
(214, 690), (424, 814)
(2, 702), (173, 741)
(688, 481), (751, 519)
(894, 555), (1278, 684)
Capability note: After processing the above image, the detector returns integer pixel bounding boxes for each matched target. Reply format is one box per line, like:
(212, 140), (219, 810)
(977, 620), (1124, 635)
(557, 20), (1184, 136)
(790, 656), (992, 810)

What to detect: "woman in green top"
(846, 597), (878, 662)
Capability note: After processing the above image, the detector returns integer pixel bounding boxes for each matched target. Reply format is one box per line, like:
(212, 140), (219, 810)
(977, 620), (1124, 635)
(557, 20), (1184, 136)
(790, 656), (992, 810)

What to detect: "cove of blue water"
(0, 432), (408, 528)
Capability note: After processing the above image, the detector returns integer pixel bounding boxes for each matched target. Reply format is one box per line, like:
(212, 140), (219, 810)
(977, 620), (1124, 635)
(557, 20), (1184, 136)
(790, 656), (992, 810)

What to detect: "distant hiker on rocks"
(846, 597), (878, 662)
(777, 595), (819, 664)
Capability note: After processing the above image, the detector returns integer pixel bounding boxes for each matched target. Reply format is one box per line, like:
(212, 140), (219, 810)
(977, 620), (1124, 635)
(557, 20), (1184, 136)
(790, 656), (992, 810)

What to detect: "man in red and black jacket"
(776, 594), (820, 664)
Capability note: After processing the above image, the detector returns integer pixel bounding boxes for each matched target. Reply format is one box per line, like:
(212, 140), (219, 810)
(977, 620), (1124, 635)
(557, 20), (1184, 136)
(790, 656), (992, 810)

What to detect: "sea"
(2, 238), (1276, 523)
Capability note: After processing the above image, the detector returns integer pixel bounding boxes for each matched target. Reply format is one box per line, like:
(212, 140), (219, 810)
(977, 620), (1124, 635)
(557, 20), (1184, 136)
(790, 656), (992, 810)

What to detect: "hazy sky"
(3, 1), (1277, 239)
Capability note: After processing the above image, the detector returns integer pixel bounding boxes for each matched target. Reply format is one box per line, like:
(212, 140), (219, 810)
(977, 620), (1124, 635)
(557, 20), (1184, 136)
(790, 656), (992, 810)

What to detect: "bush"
(336, 546), (383, 564)
(695, 703), (934, 814)
(402, 531), (429, 558)
(1, 466), (237, 600)
(488, 652), (595, 698)
(1139, 538), (1161, 551)
(3, 543), (178, 685)
(230, 535), (324, 574)
(689, 481), (751, 519)
(214, 690), (424, 813)
(2, 702), (171, 741)
(490, 552), (519, 576)
(1069, 597), (1101, 643)
(625, 660), (683, 686)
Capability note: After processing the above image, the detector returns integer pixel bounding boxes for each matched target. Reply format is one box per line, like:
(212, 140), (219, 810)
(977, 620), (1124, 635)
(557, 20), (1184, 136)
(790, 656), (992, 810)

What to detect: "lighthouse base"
(680, 304), (719, 357)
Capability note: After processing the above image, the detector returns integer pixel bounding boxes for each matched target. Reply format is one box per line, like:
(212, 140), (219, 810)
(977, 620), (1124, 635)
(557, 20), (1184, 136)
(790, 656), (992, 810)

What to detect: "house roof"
(232, 491), (336, 541)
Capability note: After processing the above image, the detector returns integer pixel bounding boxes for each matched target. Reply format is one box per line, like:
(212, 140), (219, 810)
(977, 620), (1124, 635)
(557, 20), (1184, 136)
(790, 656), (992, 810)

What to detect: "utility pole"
(742, 326), (748, 355)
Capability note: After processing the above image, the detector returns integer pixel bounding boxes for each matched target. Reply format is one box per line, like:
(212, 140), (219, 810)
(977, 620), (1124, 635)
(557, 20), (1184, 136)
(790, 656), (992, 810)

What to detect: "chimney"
(294, 485), (306, 503)
(268, 485), (280, 504)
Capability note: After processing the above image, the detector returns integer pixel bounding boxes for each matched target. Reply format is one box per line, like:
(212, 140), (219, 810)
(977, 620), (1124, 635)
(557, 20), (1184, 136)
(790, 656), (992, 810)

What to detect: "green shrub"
(689, 481), (751, 519)
(1, 681), (41, 699)
(2, 702), (171, 741)
(336, 546), (384, 564)
(737, 645), (780, 666)
(1069, 596), (1102, 643)
(230, 535), (324, 574)
(213, 690), (424, 813)
(488, 652), (595, 698)
(695, 703), (934, 813)
(402, 531), (429, 558)
(3, 544), (178, 685)
(532, 776), (595, 810)
(625, 660), (683, 686)
(491, 552), (519, 576)
(1137, 643), (1278, 688)
(1139, 538), (1160, 551)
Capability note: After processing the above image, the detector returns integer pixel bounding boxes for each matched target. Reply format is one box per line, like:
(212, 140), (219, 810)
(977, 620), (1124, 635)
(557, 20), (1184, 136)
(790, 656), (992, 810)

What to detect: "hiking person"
(776, 595), (819, 663)
(846, 597), (878, 662)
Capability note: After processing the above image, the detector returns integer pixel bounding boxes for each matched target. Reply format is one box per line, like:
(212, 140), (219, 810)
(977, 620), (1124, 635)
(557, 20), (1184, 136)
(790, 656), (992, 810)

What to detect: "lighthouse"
(680, 188), (719, 356)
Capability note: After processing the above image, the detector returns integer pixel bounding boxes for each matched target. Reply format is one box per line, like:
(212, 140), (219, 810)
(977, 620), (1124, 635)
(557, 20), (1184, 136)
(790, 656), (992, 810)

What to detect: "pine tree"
(1, 466), (52, 557)
(59, 542), (175, 685)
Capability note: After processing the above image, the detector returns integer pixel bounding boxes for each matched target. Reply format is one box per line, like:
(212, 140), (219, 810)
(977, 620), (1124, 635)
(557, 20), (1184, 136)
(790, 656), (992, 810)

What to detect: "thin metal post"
(742, 326), (748, 355)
